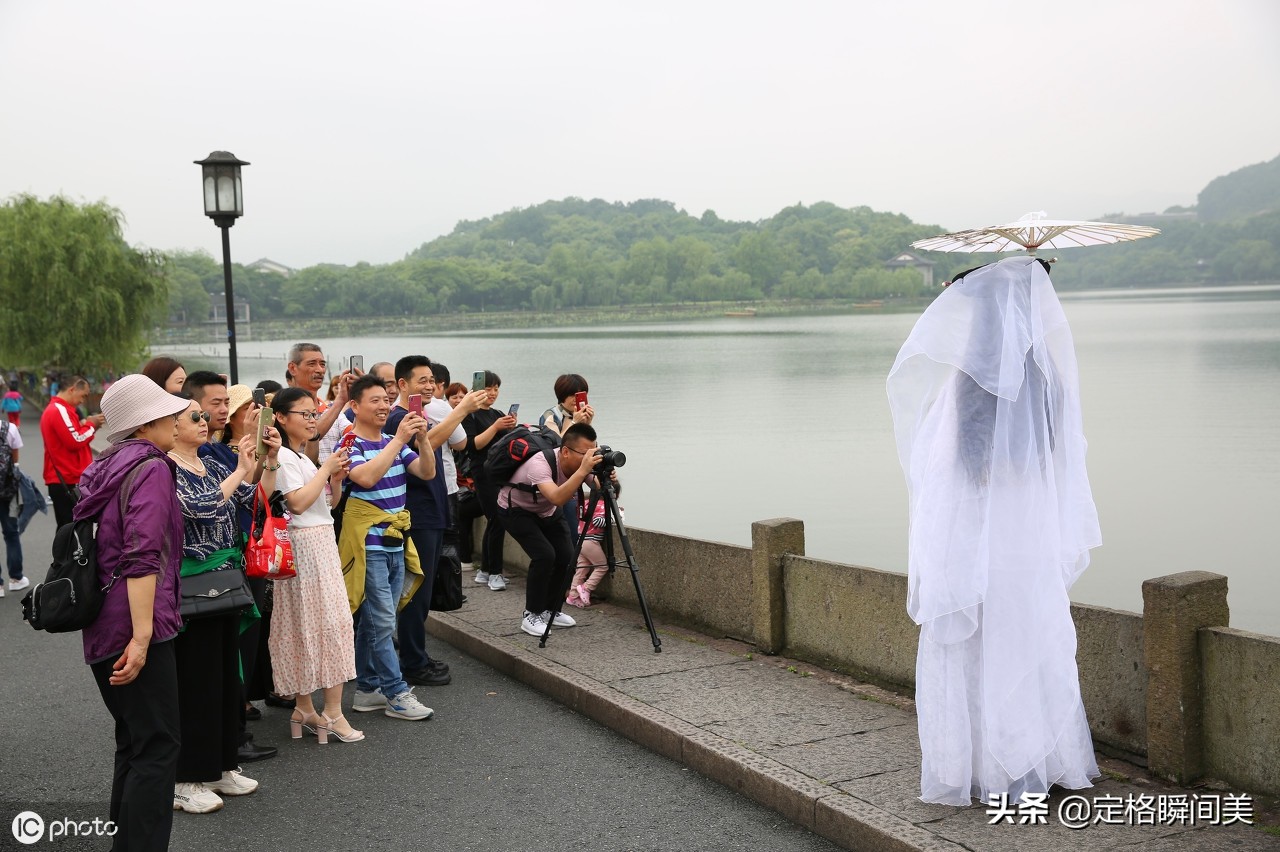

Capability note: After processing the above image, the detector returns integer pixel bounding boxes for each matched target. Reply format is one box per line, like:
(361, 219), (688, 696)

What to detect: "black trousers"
(47, 483), (77, 528)
(502, 507), (574, 615)
(174, 614), (241, 782)
(455, 490), (486, 564)
(475, 475), (507, 576)
(90, 640), (181, 852)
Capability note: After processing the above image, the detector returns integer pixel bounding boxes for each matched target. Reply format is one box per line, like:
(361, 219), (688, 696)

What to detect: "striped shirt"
(347, 434), (418, 551)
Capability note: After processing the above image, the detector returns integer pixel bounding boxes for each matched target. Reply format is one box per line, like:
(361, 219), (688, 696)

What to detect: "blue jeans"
(0, 504), (22, 581)
(397, 527), (443, 673)
(355, 549), (409, 698)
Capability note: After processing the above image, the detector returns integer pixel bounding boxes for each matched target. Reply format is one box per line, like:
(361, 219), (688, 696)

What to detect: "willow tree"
(0, 194), (166, 372)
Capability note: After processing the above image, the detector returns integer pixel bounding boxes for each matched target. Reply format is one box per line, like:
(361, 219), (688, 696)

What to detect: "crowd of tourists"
(3, 346), (607, 851)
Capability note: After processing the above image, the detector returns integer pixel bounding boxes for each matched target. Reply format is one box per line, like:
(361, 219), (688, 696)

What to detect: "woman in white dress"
(267, 387), (362, 744)
(887, 256), (1101, 805)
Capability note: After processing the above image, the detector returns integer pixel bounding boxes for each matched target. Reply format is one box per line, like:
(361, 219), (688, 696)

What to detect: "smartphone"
(408, 394), (423, 417)
(574, 391), (588, 411)
(337, 431), (358, 454)
(507, 403), (519, 418)
(350, 355), (364, 375)
(472, 370), (486, 391)
(255, 406), (273, 458)
(252, 387), (266, 408)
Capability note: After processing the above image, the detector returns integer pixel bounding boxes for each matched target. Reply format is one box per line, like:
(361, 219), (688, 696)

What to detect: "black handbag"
(180, 566), (255, 620)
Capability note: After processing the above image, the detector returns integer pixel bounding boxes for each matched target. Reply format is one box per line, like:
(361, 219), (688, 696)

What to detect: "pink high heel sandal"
(317, 713), (365, 744)
(289, 710), (323, 740)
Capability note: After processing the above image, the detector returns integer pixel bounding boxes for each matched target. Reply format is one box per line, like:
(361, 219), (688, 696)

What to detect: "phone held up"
(507, 403), (519, 419)
(337, 431), (358, 455)
(255, 405), (273, 459)
(574, 391), (588, 411)
(472, 370), (486, 392)
(252, 387), (267, 408)
(350, 355), (364, 375)
(408, 394), (424, 417)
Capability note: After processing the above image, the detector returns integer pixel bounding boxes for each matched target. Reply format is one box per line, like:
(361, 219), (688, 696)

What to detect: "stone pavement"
(430, 573), (1280, 852)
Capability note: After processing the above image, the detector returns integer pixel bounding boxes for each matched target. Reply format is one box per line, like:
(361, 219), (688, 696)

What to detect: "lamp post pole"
(218, 221), (238, 384)
(194, 151), (249, 385)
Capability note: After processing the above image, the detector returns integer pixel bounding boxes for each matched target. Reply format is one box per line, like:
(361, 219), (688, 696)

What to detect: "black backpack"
(0, 421), (17, 505)
(21, 458), (158, 633)
(483, 424), (560, 498)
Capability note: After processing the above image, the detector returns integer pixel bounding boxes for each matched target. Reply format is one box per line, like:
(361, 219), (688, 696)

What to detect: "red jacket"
(41, 396), (97, 484)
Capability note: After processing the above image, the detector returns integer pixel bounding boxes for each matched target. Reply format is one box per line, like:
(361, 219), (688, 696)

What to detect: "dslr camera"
(592, 445), (626, 476)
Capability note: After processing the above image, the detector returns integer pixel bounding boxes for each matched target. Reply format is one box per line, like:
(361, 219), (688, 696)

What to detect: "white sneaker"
(473, 570), (490, 585)
(352, 690), (387, 713)
(547, 610), (576, 628)
(8, 577), (29, 592)
(0, 584), (5, 598)
(521, 610), (549, 636)
(206, 768), (258, 796)
(460, 562), (473, 570)
(385, 689), (434, 721)
(173, 782), (224, 814)
(487, 574), (507, 591)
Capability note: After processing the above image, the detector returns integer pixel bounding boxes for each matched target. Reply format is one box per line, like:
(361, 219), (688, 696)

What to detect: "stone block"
(1141, 571), (1229, 784)
(752, 518), (805, 654)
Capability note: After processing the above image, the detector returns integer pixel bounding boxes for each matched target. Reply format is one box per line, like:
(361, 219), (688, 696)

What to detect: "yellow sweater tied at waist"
(338, 496), (423, 614)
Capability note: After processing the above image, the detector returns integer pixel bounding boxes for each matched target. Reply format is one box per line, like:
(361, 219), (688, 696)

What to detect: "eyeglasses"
(186, 411), (211, 423)
(284, 410), (320, 420)
(562, 444), (595, 457)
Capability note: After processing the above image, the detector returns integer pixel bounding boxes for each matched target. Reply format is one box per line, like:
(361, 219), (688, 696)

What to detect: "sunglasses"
(186, 411), (211, 423)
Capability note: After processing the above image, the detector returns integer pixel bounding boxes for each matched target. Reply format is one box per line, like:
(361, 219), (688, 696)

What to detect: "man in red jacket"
(40, 376), (105, 527)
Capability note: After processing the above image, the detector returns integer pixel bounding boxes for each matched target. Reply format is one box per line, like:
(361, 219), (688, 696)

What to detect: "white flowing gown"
(887, 257), (1101, 805)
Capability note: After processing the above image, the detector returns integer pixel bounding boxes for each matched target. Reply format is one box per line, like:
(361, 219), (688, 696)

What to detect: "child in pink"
(565, 496), (616, 607)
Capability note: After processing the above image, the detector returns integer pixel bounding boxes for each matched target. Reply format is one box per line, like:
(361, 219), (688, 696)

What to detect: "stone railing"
(493, 517), (1278, 798)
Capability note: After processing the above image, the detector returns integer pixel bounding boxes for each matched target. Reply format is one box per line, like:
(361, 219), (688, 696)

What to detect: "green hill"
(1197, 153), (1280, 222)
(161, 155), (1280, 323)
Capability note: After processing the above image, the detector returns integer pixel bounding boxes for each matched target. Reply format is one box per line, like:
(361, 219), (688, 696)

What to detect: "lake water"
(169, 285), (1280, 636)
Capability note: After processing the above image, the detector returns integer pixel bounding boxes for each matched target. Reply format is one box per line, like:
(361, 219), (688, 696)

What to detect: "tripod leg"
(602, 485), (662, 653)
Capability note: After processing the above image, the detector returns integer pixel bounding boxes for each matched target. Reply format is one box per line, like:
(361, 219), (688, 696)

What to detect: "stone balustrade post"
(1141, 571), (1229, 784)
(751, 518), (804, 654)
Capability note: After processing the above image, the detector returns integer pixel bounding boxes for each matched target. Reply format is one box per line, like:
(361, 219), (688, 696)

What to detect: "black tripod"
(538, 475), (662, 653)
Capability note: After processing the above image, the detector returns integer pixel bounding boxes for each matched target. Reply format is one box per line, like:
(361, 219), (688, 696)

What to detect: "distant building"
(247, 257), (295, 277)
(209, 293), (251, 324)
(885, 250), (935, 289)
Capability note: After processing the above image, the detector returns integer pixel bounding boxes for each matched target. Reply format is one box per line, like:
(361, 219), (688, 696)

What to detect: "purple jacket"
(76, 439), (184, 665)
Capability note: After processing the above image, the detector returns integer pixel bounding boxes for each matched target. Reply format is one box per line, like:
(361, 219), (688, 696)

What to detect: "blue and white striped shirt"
(347, 434), (418, 552)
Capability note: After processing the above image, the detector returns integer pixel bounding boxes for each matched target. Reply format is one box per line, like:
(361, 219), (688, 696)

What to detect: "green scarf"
(179, 547), (260, 681)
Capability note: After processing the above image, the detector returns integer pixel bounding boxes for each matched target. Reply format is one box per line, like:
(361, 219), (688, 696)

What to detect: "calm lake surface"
(172, 285), (1280, 636)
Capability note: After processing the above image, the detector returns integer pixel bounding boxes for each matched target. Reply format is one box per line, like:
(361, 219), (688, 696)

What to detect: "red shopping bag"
(246, 485), (297, 579)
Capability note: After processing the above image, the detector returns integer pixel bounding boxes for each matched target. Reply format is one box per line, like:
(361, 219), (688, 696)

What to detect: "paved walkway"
(433, 573), (1280, 852)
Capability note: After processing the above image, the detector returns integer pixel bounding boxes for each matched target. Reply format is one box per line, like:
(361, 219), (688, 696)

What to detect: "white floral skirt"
(268, 524), (356, 695)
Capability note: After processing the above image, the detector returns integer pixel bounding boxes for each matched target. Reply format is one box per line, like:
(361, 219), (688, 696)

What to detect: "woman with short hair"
(168, 396), (280, 813)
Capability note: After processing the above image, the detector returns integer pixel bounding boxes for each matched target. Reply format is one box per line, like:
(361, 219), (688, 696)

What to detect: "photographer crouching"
(497, 423), (619, 637)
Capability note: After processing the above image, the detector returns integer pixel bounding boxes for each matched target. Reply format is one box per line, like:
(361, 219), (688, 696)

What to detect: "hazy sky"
(2, 0), (1278, 268)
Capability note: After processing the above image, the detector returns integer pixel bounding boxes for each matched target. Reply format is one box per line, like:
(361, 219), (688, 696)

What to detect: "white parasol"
(911, 211), (1159, 256)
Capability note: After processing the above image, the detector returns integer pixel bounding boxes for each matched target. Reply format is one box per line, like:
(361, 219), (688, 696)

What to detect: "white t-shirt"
(1, 421), (22, 452)
(425, 397), (466, 495)
(275, 446), (334, 528)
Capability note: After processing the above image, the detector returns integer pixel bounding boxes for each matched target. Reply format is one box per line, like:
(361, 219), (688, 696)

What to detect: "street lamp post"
(194, 151), (249, 384)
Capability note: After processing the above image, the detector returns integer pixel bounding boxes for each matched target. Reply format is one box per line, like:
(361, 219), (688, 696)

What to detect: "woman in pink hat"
(78, 374), (190, 852)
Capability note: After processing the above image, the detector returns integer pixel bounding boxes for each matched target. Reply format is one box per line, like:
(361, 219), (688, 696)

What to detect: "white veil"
(886, 256), (1101, 804)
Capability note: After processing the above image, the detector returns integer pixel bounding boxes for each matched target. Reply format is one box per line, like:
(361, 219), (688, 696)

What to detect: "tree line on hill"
(2, 152), (1277, 371)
